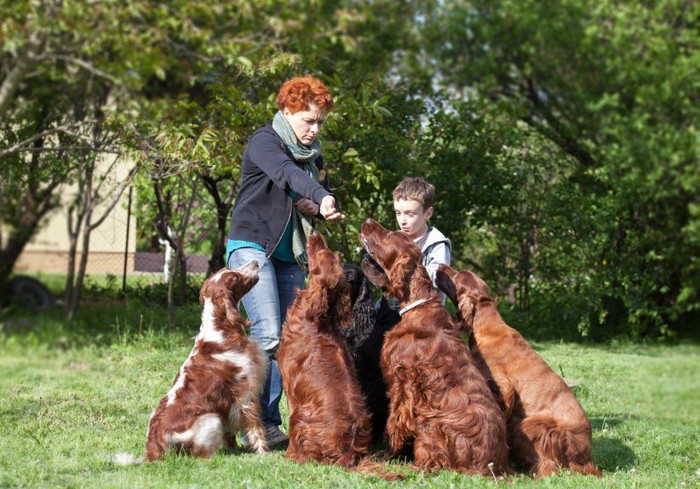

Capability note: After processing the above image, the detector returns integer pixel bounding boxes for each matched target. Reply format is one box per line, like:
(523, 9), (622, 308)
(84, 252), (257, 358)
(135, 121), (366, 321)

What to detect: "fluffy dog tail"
(111, 409), (157, 466)
(110, 453), (144, 466)
(520, 414), (601, 478)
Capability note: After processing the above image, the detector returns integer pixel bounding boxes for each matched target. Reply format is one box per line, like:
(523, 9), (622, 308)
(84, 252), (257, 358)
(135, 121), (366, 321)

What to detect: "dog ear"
(304, 282), (329, 323)
(221, 273), (245, 324)
(435, 271), (457, 305)
(304, 277), (351, 332)
(342, 277), (378, 350)
(458, 295), (477, 335)
(351, 278), (376, 328)
(473, 274), (492, 298)
(330, 285), (352, 331)
(388, 254), (417, 301)
(357, 276), (373, 305)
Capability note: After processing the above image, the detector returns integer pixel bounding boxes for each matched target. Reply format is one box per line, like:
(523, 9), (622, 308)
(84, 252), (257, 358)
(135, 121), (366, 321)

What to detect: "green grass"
(1, 300), (699, 488)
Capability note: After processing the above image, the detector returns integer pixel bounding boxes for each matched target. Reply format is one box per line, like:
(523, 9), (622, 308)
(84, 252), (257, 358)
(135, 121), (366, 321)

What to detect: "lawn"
(0, 298), (698, 488)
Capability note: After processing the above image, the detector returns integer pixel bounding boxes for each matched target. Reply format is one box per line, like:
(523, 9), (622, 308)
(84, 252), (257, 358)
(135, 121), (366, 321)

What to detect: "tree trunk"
(177, 245), (187, 304)
(64, 158), (93, 320)
(166, 250), (176, 325)
(0, 228), (36, 291)
(66, 208), (93, 321)
(209, 227), (227, 273)
(0, 188), (60, 290)
(63, 207), (81, 319)
(200, 173), (236, 275)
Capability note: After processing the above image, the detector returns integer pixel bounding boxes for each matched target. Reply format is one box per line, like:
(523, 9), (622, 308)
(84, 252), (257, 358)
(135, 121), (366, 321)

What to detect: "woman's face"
(283, 103), (327, 146)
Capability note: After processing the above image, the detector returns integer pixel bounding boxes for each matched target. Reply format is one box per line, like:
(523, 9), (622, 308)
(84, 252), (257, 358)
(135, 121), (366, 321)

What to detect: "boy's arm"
(423, 241), (451, 302)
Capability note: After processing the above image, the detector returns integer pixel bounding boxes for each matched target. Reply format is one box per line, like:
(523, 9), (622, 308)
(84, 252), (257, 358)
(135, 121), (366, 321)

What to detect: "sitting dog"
(144, 262), (268, 461)
(435, 265), (601, 478)
(342, 263), (400, 445)
(278, 232), (401, 480)
(359, 218), (509, 475)
(342, 263), (378, 355)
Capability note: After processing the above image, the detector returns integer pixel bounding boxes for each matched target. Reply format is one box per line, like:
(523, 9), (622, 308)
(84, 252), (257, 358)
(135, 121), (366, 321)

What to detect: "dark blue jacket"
(227, 124), (332, 256)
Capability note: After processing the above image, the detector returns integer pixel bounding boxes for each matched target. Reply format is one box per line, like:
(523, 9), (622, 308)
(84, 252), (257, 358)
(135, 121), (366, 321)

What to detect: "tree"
(0, 0), (150, 291)
(136, 164), (204, 323)
(123, 0), (423, 273)
(63, 149), (138, 320)
(408, 0), (700, 338)
(0, 111), (75, 289)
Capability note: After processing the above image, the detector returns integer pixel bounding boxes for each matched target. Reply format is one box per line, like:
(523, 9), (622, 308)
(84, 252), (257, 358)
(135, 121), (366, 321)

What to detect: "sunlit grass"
(1, 297), (698, 488)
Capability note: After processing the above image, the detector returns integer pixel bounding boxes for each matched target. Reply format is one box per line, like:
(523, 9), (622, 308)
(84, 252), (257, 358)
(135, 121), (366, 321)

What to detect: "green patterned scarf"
(272, 110), (322, 272)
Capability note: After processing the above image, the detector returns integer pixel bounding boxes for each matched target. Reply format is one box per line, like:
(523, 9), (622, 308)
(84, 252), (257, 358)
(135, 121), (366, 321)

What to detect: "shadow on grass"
(590, 415), (633, 430)
(590, 415), (637, 472)
(220, 442), (288, 455)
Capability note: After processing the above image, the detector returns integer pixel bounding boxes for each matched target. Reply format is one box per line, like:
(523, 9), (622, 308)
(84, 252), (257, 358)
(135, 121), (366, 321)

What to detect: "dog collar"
(399, 297), (437, 316)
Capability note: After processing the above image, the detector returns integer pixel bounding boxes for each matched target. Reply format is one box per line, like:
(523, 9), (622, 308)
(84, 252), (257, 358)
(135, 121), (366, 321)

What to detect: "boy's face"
(394, 198), (433, 240)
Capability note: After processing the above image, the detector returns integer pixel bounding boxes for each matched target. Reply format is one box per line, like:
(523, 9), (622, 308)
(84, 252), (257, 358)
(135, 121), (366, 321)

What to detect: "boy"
(392, 176), (451, 303)
(359, 177), (452, 441)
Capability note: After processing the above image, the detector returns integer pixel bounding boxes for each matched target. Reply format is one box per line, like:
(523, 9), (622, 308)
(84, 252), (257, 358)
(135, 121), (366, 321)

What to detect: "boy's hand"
(320, 195), (345, 221)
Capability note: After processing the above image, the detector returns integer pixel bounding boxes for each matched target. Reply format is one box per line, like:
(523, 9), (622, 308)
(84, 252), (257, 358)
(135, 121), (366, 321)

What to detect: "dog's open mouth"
(362, 253), (382, 273)
(359, 230), (386, 275)
(359, 234), (380, 263)
(360, 252), (390, 292)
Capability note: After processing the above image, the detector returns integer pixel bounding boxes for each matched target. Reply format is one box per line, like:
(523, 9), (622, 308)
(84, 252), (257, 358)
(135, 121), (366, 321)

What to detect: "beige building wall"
(14, 157), (137, 275)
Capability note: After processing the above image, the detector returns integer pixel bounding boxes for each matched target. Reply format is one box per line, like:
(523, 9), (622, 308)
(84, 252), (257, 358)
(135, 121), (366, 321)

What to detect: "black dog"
(342, 263), (400, 445)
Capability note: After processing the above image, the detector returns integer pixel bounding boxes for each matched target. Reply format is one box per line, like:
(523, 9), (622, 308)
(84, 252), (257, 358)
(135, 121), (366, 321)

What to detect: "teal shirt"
(271, 220), (295, 262)
(225, 239), (264, 265)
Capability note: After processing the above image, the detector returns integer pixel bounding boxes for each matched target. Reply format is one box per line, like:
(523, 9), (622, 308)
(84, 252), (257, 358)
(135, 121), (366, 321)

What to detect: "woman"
(226, 77), (343, 447)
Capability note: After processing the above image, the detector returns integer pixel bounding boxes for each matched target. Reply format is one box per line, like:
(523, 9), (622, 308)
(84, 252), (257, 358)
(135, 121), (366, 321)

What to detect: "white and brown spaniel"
(143, 262), (268, 461)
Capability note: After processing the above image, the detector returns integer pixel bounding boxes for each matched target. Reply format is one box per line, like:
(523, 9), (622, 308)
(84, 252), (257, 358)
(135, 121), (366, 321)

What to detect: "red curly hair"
(276, 77), (334, 114)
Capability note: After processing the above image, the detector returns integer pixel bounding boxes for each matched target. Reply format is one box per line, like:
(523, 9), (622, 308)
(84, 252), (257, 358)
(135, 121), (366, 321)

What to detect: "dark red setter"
(145, 262), (268, 461)
(435, 265), (601, 478)
(359, 218), (509, 475)
(278, 231), (401, 480)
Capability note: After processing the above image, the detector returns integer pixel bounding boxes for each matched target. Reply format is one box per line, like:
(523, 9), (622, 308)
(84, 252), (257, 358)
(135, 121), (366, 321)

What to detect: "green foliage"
(319, 80), (430, 261)
(408, 0), (700, 340)
(2, 0), (697, 339)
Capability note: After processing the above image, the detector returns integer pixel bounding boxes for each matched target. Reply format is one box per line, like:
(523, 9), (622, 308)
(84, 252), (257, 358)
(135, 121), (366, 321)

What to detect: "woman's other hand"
(320, 195), (345, 221)
(294, 198), (320, 217)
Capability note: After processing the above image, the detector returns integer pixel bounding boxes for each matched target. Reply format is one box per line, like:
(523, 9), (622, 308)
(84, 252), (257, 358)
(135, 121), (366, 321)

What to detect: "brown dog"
(278, 231), (402, 480)
(145, 262), (268, 461)
(435, 265), (601, 478)
(359, 218), (509, 475)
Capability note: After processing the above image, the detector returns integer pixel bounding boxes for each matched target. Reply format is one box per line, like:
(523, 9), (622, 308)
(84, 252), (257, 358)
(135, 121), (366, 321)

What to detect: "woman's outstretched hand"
(320, 195), (345, 221)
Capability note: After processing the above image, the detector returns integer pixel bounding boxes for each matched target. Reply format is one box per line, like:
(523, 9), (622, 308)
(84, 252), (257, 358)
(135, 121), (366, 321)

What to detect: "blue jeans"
(228, 247), (305, 429)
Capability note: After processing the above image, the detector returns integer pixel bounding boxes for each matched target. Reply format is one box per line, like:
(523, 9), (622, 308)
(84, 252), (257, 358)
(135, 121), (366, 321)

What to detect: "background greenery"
(1, 5), (698, 333)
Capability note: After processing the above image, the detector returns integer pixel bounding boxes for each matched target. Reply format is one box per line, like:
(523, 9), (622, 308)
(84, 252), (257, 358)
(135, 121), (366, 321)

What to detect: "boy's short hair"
(392, 177), (435, 210)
